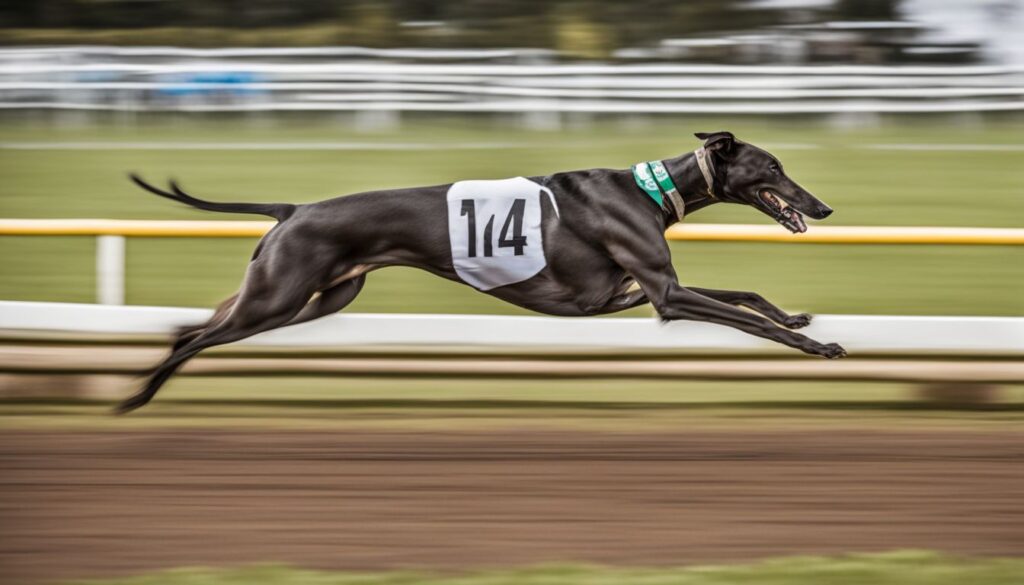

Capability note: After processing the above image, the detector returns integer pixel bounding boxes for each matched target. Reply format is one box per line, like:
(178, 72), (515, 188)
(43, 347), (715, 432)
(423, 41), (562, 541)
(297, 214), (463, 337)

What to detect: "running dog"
(120, 131), (845, 413)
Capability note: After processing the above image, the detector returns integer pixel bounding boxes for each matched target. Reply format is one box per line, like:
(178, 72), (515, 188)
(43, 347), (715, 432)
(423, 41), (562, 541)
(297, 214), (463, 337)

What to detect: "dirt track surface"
(1, 429), (1022, 583)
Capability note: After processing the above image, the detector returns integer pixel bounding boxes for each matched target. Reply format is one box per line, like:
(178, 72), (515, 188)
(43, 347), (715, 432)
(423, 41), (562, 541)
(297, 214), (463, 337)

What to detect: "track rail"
(2, 219), (1022, 245)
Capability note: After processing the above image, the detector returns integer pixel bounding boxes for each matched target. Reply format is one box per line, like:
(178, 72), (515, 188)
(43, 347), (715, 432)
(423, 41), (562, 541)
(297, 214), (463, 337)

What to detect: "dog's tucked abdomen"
(446, 177), (557, 291)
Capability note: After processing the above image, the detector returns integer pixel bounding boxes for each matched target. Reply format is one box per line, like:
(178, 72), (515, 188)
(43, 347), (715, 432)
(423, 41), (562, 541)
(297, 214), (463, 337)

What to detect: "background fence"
(2, 47), (1023, 119)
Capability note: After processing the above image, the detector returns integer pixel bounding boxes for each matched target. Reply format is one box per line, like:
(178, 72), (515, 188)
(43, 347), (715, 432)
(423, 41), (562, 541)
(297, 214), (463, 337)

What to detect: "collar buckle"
(694, 147), (717, 199)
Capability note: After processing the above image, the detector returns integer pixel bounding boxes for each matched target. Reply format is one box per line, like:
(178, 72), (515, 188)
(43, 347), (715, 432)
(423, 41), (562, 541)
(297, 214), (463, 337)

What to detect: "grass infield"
(3, 378), (1022, 431)
(58, 551), (1024, 585)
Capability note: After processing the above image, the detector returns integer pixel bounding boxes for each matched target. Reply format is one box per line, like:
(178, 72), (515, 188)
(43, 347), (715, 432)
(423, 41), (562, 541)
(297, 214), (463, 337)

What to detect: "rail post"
(95, 235), (125, 305)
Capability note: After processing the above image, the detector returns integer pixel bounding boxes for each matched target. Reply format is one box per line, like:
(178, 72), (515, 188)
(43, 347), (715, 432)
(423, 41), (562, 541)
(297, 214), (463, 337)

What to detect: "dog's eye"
(769, 163), (780, 174)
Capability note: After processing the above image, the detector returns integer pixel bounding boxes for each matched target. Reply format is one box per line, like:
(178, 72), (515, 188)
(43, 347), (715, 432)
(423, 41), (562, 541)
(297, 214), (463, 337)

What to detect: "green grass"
(58, 551), (1024, 585)
(1, 115), (1022, 315)
(108, 375), (1024, 406)
(4, 377), (1022, 431)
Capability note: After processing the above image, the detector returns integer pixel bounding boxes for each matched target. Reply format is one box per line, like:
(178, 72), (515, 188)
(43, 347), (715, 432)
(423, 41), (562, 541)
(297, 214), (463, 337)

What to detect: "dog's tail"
(129, 174), (296, 222)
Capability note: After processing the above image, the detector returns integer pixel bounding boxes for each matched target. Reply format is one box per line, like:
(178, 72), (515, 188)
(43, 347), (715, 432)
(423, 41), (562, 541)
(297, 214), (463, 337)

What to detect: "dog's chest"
(446, 177), (557, 291)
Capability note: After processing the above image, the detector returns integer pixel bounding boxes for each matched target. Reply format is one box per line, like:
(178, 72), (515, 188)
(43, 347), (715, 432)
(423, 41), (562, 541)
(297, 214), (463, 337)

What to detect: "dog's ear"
(694, 131), (735, 153)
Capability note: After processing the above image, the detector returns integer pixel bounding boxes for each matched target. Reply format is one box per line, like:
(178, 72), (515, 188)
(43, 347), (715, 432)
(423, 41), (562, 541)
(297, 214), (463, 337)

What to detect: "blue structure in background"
(158, 71), (263, 98)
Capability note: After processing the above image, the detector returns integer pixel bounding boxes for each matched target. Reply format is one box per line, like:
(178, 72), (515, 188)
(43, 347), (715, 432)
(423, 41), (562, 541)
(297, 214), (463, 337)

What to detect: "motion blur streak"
(1, 430), (1022, 583)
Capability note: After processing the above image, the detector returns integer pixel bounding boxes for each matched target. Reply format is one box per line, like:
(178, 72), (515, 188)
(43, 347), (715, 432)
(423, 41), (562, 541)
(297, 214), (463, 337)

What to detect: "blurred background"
(0, 1), (1022, 584)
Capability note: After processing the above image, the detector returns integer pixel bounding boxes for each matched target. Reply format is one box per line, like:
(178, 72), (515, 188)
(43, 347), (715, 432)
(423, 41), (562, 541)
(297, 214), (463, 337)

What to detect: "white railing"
(2, 301), (1022, 356)
(1, 47), (1022, 114)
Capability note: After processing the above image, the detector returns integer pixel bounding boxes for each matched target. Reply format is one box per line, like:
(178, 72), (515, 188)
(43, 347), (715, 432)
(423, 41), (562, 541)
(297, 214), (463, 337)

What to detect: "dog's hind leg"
(688, 287), (812, 329)
(147, 276), (364, 399)
(116, 260), (319, 414)
(167, 253), (368, 354)
(281, 274), (366, 328)
(171, 293), (239, 352)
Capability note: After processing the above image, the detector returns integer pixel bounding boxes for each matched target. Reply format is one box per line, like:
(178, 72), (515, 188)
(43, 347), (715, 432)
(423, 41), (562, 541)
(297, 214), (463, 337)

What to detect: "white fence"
(2, 301), (1022, 356)
(1, 46), (1022, 115)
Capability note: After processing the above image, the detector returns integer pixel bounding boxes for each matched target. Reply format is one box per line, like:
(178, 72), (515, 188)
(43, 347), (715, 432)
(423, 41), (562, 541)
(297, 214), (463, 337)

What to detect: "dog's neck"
(662, 151), (720, 225)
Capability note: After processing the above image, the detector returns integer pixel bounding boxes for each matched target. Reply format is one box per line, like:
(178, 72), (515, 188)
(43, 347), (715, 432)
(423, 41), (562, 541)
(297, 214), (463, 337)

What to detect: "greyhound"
(118, 130), (845, 414)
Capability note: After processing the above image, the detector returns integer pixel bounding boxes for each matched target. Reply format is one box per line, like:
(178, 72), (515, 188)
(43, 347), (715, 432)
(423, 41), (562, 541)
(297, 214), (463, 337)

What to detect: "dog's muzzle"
(760, 190), (807, 234)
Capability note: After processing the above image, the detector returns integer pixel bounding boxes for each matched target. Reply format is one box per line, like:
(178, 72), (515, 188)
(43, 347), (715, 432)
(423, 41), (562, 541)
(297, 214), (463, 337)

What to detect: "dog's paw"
(817, 342), (847, 359)
(784, 313), (813, 329)
(112, 394), (148, 416)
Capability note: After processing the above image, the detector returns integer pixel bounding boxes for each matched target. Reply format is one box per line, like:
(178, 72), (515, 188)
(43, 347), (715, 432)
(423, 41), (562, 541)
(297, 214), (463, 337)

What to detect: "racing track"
(1, 429), (1022, 583)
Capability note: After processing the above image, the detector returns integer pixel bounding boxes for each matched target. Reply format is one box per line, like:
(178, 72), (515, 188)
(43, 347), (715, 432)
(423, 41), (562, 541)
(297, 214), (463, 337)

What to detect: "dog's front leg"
(688, 287), (812, 329)
(661, 283), (843, 357)
(609, 246), (844, 358)
(658, 285), (843, 357)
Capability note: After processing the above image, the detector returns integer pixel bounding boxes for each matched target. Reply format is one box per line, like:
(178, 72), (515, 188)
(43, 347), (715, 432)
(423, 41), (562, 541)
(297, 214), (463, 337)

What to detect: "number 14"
(459, 198), (528, 257)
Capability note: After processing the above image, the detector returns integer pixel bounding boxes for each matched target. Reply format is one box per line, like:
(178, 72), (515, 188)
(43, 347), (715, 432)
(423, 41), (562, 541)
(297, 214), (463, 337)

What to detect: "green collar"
(632, 160), (685, 222)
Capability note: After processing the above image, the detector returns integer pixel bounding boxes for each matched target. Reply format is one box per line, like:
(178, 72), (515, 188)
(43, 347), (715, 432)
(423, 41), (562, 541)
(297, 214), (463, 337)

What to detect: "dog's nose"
(817, 206), (833, 219)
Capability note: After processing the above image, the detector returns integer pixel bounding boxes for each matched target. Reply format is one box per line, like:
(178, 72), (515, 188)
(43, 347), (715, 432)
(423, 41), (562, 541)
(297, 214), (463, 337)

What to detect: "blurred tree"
(395, 0), (441, 22)
(0, 0), (910, 55)
(340, 1), (399, 46)
(834, 0), (901, 21)
(553, 4), (613, 58)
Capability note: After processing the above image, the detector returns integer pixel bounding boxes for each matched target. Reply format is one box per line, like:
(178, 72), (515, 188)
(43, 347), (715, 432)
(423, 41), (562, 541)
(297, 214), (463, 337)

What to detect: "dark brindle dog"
(120, 131), (846, 413)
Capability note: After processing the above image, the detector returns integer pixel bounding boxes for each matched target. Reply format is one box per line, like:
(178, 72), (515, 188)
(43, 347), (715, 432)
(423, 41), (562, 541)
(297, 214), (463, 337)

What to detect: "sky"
(903, 0), (1024, 64)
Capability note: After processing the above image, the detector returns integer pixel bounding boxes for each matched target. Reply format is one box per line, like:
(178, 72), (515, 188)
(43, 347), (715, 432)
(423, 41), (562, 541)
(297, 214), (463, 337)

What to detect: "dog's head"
(695, 131), (832, 233)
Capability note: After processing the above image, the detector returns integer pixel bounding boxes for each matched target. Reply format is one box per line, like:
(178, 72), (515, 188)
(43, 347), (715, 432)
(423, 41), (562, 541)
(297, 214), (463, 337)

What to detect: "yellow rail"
(0, 218), (1022, 245)
(664, 224), (1024, 245)
(0, 219), (274, 237)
